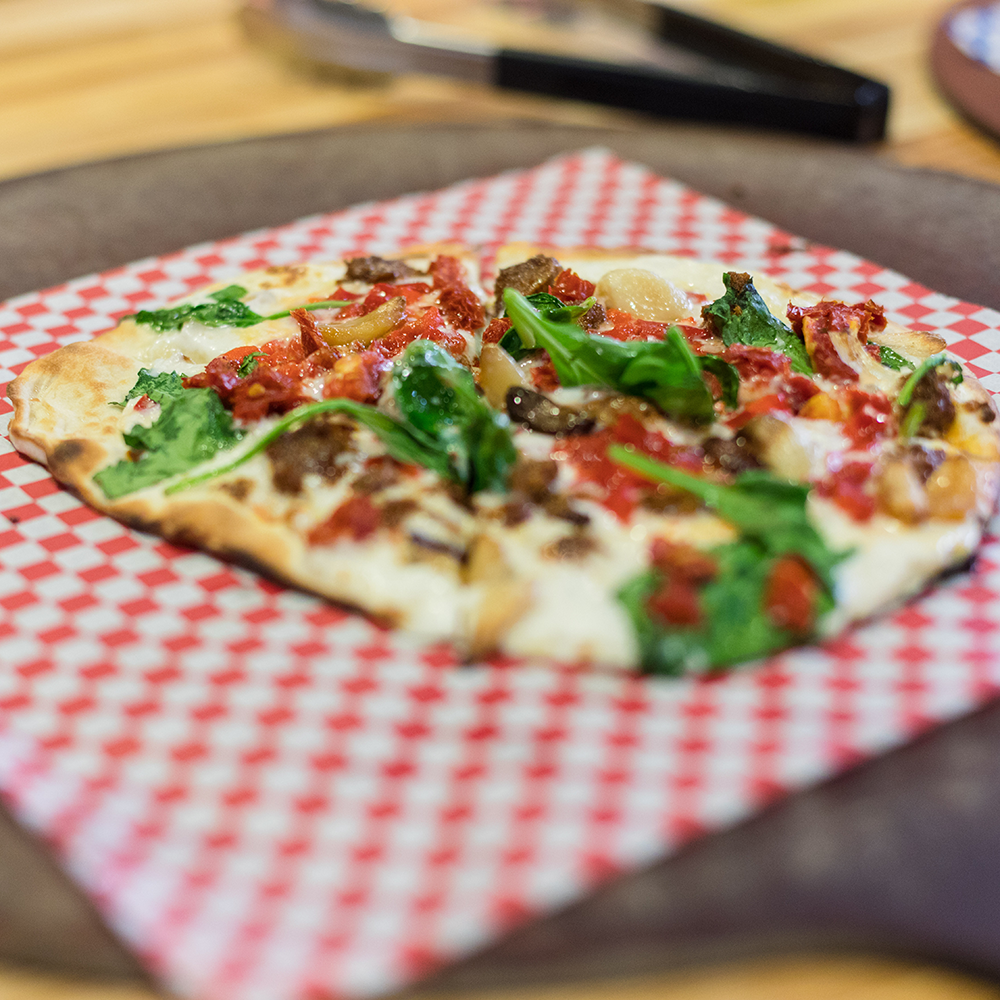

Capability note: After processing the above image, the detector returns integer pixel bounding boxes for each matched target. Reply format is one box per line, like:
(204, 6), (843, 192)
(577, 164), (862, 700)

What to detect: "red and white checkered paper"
(2, 148), (1000, 1000)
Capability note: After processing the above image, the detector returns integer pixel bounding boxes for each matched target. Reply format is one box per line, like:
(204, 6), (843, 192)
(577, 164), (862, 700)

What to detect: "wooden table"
(3, 1), (1000, 998)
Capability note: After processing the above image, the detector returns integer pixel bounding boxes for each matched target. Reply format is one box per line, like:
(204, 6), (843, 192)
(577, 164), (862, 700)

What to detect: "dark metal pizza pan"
(3, 121), (1000, 990)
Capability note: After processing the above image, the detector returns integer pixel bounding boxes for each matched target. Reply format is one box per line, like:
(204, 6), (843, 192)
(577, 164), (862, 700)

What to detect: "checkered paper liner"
(2, 148), (1000, 1000)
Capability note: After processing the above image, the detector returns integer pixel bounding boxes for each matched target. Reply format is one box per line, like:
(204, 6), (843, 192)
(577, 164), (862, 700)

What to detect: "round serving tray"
(3, 122), (1000, 989)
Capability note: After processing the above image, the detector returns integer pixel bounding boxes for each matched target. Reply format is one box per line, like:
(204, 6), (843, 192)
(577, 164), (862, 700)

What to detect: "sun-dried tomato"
(183, 345), (261, 394)
(229, 367), (312, 423)
(291, 308), (326, 355)
(841, 388), (893, 449)
(646, 541), (719, 628)
(429, 255), (486, 330)
(764, 556), (818, 633)
(371, 305), (468, 360)
(816, 461), (876, 521)
(482, 317), (511, 345)
(648, 578), (703, 627)
(548, 269), (595, 303)
(603, 308), (669, 342)
(322, 351), (388, 404)
(787, 299), (885, 341)
(722, 344), (791, 385)
(649, 540), (718, 583)
(553, 415), (700, 521)
(309, 496), (380, 545)
(530, 358), (561, 392)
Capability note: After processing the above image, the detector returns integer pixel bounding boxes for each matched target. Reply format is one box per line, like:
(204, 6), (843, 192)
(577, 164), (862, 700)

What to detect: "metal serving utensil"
(241, 0), (889, 142)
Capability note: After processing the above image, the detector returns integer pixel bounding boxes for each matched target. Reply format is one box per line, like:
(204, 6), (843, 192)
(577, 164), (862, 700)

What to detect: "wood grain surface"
(4, 0), (1000, 998)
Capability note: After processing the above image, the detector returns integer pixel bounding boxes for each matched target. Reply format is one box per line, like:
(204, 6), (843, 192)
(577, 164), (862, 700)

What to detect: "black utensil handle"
(494, 49), (888, 143)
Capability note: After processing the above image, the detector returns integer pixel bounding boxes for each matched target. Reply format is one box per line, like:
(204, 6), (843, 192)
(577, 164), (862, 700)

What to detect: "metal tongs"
(242, 0), (889, 142)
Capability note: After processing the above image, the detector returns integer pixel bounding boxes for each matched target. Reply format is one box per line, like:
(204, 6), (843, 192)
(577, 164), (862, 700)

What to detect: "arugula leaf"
(610, 446), (845, 674)
(875, 344), (912, 371)
(499, 292), (594, 360)
(702, 272), (813, 375)
(129, 285), (351, 332)
(95, 386), (244, 499)
(392, 340), (516, 493)
(109, 369), (186, 408)
(503, 288), (738, 424)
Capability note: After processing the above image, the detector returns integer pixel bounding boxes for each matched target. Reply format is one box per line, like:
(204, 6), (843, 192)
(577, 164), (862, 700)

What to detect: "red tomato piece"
(816, 461), (876, 521)
(842, 389), (893, 450)
(309, 496), (380, 545)
(603, 308), (669, 342)
(764, 556), (818, 633)
(428, 255), (486, 330)
(322, 351), (388, 404)
(647, 578), (703, 627)
(482, 317), (511, 345)
(548, 269), (595, 303)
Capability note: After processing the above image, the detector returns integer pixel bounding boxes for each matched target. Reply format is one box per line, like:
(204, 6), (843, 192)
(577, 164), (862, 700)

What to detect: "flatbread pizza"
(9, 242), (999, 673)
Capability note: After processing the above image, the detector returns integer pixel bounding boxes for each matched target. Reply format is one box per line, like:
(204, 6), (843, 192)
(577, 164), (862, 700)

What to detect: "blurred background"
(5, 0), (1000, 184)
(4, 1), (1000, 999)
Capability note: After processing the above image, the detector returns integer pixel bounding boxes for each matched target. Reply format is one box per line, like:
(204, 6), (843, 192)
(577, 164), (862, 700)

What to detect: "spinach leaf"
(610, 447), (844, 674)
(503, 288), (739, 424)
(95, 386), (244, 499)
(875, 344), (912, 371)
(702, 272), (813, 375)
(109, 369), (186, 408)
(130, 285), (264, 332)
(129, 285), (351, 332)
(392, 340), (517, 493)
(167, 340), (517, 497)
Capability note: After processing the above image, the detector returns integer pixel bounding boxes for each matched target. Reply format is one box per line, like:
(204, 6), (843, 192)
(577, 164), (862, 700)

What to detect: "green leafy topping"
(503, 288), (738, 424)
(236, 351), (266, 378)
(129, 285), (351, 332)
(702, 272), (813, 375)
(166, 340), (517, 497)
(392, 340), (517, 493)
(109, 369), (186, 408)
(875, 344), (912, 371)
(897, 353), (963, 407)
(499, 292), (594, 359)
(95, 382), (244, 499)
(129, 285), (262, 332)
(899, 401), (927, 439)
(609, 446), (845, 674)
(165, 397), (454, 495)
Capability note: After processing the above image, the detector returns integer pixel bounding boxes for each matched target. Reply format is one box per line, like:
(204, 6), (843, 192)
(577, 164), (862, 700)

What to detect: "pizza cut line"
(8, 242), (1000, 673)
